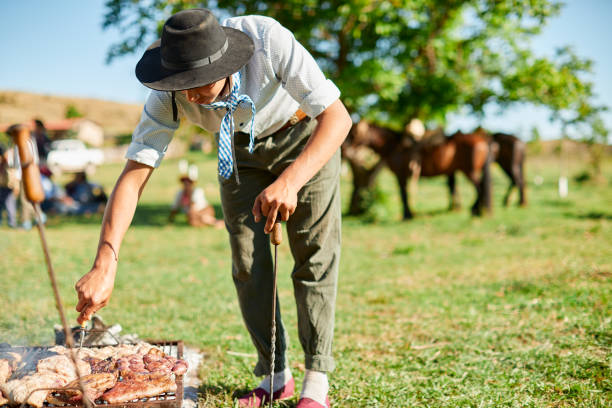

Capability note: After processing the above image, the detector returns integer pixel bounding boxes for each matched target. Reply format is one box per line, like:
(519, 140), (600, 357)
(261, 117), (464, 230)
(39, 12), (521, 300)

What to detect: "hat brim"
(135, 27), (254, 91)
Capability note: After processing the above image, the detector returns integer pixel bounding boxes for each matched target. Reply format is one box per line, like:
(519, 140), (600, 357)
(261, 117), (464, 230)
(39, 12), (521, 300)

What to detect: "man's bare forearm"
(94, 160), (154, 267)
(279, 99), (352, 192)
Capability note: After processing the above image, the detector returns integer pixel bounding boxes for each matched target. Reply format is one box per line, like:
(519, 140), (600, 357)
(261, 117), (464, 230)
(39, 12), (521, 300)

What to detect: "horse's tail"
(480, 141), (494, 213)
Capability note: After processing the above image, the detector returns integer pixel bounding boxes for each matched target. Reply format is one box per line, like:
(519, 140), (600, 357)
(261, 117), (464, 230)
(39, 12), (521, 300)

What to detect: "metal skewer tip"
(79, 322), (86, 349)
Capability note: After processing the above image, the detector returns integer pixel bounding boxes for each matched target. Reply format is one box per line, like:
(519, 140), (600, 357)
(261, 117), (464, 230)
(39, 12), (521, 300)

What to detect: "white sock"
(300, 369), (328, 405)
(258, 367), (292, 393)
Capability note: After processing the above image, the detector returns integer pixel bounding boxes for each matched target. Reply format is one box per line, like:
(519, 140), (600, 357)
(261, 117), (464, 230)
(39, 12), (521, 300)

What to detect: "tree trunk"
(345, 155), (384, 215)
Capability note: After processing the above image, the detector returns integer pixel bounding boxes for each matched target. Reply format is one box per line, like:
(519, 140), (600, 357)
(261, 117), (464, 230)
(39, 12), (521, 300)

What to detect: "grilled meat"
(118, 349), (188, 377)
(1, 373), (65, 407)
(171, 360), (188, 376)
(0, 344), (186, 406)
(84, 356), (118, 374)
(51, 372), (118, 404)
(36, 355), (91, 382)
(101, 373), (177, 404)
(0, 359), (11, 406)
(0, 359), (11, 384)
(0, 353), (21, 372)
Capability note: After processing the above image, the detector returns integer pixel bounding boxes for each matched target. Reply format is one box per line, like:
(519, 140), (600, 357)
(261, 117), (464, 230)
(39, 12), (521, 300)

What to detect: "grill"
(2, 341), (184, 408)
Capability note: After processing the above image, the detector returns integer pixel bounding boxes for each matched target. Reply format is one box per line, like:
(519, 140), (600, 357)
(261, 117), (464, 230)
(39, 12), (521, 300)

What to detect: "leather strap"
(279, 109), (307, 131)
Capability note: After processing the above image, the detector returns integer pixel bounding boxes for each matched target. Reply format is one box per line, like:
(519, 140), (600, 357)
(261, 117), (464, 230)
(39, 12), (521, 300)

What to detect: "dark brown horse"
(348, 121), (492, 219)
(447, 131), (527, 208)
(492, 132), (527, 206)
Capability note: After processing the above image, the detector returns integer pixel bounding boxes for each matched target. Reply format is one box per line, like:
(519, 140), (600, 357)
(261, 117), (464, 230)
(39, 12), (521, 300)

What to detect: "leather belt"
(279, 109), (307, 131)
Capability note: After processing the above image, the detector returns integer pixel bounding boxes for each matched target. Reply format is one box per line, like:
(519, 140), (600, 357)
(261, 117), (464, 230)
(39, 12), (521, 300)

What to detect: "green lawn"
(1, 150), (610, 407)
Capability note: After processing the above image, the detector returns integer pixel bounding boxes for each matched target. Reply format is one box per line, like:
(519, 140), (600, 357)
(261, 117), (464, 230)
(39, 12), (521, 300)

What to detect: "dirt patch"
(0, 90), (142, 136)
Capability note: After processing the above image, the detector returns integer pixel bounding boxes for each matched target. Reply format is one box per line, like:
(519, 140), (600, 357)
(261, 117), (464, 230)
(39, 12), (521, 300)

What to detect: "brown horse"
(448, 131), (527, 208)
(349, 121), (492, 219)
(492, 132), (527, 206)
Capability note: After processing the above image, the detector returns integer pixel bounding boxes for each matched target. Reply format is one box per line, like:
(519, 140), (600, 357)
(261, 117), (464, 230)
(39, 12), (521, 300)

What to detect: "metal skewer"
(79, 322), (86, 349)
(269, 218), (282, 407)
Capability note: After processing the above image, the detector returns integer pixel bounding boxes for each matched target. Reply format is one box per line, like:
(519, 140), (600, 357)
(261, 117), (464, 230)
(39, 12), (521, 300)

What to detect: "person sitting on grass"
(65, 172), (107, 215)
(168, 164), (224, 228)
(40, 166), (80, 216)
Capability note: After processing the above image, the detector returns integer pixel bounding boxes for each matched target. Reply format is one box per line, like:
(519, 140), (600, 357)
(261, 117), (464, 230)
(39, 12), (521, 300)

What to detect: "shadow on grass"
(562, 211), (612, 221)
(42, 203), (226, 228)
(342, 206), (453, 225)
(541, 199), (574, 207)
(576, 211), (612, 220)
(197, 383), (297, 407)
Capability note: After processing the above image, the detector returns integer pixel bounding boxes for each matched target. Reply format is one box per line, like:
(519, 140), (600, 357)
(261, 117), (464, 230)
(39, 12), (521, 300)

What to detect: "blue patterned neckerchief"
(200, 71), (255, 180)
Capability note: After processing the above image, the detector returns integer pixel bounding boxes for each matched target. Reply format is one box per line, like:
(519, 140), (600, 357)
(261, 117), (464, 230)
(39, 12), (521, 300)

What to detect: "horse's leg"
(447, 173), (461, 211)
(502, 180), (514, 207)
(468, 159), (492, 216)
(519, 165), (527, 207)
(409, 160), (421, 212)
(517, 156), (527, 207)
(479, 145), (493, 214)
(398, 175), (413, 220)
(496, 161), (512, 206)
(469, 172), (482, 216)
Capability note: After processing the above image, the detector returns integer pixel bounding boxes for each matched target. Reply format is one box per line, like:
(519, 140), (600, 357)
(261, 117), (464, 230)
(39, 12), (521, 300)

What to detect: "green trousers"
(219, 118), (341, 375)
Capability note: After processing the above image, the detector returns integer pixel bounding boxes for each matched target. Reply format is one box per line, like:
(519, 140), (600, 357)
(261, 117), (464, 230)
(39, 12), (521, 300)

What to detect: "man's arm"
(75, 160), (153, 324)
(252, 99), (352, 233)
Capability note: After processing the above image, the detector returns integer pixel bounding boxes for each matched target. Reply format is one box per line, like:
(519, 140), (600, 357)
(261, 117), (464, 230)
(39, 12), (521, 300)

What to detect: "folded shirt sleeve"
(125, 91), (180, 168)
(266, 21), (340, 118)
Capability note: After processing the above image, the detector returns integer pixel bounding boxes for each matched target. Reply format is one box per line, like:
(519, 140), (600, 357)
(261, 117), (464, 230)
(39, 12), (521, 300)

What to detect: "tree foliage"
(65, 104), (84, 119)
(103, 0), (607, 134)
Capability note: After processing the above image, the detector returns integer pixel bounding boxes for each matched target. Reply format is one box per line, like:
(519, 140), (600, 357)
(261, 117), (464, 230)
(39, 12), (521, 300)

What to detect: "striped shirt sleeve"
(125, 91), (179, 168)
(265, 21), (340, 118)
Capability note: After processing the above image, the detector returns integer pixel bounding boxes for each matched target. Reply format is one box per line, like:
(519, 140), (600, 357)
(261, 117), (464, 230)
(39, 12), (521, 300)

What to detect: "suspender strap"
(171, 91), (178, 122)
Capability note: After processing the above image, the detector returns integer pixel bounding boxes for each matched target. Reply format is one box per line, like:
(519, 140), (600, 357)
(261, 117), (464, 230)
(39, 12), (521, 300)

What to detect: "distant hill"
(0, 90), (143, 136)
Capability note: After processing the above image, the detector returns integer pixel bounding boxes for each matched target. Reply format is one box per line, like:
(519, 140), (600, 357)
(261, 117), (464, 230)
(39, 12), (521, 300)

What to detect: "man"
(74, 8), (351, 408)
(32, 119), (52, 162)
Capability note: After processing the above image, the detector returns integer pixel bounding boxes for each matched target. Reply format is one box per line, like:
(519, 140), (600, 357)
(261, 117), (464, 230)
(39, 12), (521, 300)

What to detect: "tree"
(65, 104), (83, 119)
(103, 0), (604, 126)
(102, 0), (608, 212)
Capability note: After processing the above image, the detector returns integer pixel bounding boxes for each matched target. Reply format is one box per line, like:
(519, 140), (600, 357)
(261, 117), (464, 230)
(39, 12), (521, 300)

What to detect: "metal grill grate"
(2, 341), (184, 408)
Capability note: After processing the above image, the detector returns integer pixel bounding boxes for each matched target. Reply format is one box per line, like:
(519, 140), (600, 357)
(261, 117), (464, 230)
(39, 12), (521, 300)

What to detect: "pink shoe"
(296, 396), (330, 408)
(237, 377), (295, 407)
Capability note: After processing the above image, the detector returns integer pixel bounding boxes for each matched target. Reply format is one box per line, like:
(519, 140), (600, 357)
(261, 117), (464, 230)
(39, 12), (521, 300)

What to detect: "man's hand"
(252, 177), (297, 233)
(75, 253), (117, 325)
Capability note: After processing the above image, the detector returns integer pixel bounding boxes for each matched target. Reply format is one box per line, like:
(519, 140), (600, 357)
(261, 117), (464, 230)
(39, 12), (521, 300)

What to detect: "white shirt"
(172, 187), (208, 213)
(126, 15), (341, 168)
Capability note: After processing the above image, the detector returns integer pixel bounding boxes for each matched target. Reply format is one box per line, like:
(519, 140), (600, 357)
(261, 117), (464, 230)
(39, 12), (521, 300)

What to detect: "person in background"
(32, 119), (52, 162)
(65, 172), (107, 215)
(12, 133), (42, 229)
(168, 163), (224, 228)
(0, 144), (18, 228)
(40, 167), (80, 215)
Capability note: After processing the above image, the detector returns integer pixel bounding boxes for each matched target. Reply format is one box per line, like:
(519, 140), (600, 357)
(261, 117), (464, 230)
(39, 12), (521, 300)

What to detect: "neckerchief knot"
(200, 71), (255, 179)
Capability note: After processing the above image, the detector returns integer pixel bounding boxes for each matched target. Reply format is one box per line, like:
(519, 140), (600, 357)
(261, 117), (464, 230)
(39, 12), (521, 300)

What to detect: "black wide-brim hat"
(136, 8), (254, 91)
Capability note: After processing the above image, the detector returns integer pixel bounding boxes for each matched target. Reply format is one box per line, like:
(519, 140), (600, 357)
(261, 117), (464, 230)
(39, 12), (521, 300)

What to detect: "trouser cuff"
(305, 354), (335, 373)
(253, 355), (289, 376)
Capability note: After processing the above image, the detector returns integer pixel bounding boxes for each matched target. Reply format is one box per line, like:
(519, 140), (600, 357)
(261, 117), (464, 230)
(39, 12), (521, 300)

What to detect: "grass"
(1, 150), (610, 407)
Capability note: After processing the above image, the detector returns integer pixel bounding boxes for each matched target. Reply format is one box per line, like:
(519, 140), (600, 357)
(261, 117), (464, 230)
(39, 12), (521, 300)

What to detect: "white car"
(47, 139), (104, 175)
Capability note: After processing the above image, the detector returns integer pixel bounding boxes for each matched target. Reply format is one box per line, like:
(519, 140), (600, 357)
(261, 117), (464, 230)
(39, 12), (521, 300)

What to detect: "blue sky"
(0, 0), (610, 139)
